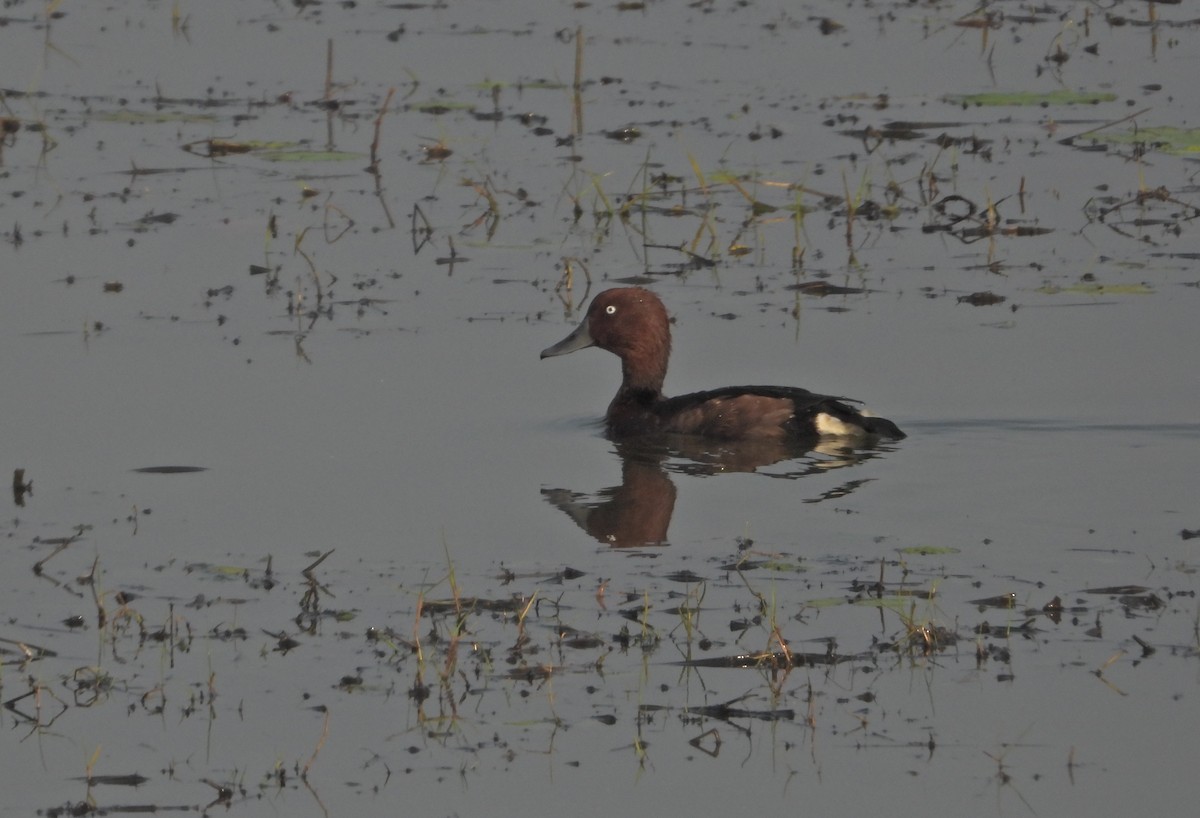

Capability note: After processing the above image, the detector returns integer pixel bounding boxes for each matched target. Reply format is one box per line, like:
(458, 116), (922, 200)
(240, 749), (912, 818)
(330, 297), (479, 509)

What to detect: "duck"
(541, 287), (905, 441)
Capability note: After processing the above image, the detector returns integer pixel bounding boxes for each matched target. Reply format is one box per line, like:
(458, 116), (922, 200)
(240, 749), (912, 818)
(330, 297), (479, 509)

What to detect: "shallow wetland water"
(2, 1), (1199, 816)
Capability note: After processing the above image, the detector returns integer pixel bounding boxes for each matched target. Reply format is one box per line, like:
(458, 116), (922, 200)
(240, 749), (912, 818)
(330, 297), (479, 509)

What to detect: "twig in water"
(302, 709), (331, 779)
(572, 26), (584, 139)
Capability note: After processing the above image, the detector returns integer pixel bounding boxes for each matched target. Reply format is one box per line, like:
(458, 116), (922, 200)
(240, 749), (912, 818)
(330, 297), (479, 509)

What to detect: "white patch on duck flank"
(815, 412), (866, 438)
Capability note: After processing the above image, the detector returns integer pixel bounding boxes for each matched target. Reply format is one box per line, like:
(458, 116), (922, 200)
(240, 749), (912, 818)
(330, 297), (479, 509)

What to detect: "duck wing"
(656, 386), (905, 440)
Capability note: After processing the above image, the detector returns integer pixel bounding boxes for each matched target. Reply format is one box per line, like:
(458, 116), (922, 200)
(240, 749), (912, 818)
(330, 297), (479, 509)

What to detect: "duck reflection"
(542, 435), (895, 548)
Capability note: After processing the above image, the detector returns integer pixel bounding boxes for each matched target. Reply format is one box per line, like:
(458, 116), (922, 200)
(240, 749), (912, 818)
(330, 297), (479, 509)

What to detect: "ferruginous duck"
(541, 287), (905, 441)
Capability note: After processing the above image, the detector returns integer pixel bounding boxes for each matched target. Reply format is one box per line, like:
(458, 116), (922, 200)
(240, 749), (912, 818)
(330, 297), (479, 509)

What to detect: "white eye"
(605, 305), (617, 315)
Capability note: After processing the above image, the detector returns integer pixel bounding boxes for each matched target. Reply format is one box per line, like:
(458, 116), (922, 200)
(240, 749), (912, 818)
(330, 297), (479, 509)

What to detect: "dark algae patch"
(132, 465), (208, 474)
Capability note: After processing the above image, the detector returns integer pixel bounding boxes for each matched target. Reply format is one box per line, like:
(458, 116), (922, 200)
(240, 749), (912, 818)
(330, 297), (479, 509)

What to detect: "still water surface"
(2, 1), (1198, 815)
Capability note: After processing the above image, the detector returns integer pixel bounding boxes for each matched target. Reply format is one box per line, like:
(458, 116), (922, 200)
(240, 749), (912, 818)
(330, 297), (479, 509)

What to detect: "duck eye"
(605, 305), (617, 315)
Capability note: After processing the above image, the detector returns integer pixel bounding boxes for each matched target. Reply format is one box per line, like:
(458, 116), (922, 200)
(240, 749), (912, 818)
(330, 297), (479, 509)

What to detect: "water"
(2, 1), (1198, 815)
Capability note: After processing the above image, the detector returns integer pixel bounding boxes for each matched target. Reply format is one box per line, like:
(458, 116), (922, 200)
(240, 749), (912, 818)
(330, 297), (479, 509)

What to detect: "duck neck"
(619, 364), (664, 403)
(618, 340), (668, 402)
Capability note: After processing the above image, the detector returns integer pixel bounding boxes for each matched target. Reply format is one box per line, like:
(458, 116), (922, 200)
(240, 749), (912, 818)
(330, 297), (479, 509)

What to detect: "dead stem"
(84, 556), (105, 631)
(292, 227), (323, 322)
(369, 87), (398, 228)
(572, 25), (584, 139)
(302, 549), (335, 578)
(411, 203), (433, 254)
(1093, 649), (1128, 696)
(368, 87), (395, 172)
(301, 708), (331, 779)
(33, 527), (86, 576)
(1057, 106), (1151, 148)
(322, 194), (354, 243)
(553, 257), (591, 308)
(323, 38), (334, 102)
(322, 38), (339, 151)
(841, 170), (857, 257)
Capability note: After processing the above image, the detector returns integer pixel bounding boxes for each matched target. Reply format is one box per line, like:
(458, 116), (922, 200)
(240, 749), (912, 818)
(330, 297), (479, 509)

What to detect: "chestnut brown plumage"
(542, 287), (905, 441)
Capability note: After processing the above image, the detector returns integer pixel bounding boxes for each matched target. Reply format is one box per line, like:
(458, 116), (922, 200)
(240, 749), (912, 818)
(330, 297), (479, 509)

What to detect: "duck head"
(541, 287), (671, 395)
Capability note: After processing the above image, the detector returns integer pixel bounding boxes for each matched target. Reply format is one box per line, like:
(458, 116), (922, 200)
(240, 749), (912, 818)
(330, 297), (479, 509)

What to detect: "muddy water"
(2, 1), (1198, 816)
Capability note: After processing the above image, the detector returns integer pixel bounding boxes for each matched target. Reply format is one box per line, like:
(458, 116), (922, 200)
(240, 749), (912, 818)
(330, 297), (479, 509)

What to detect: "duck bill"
(540, 317), (595, 359)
